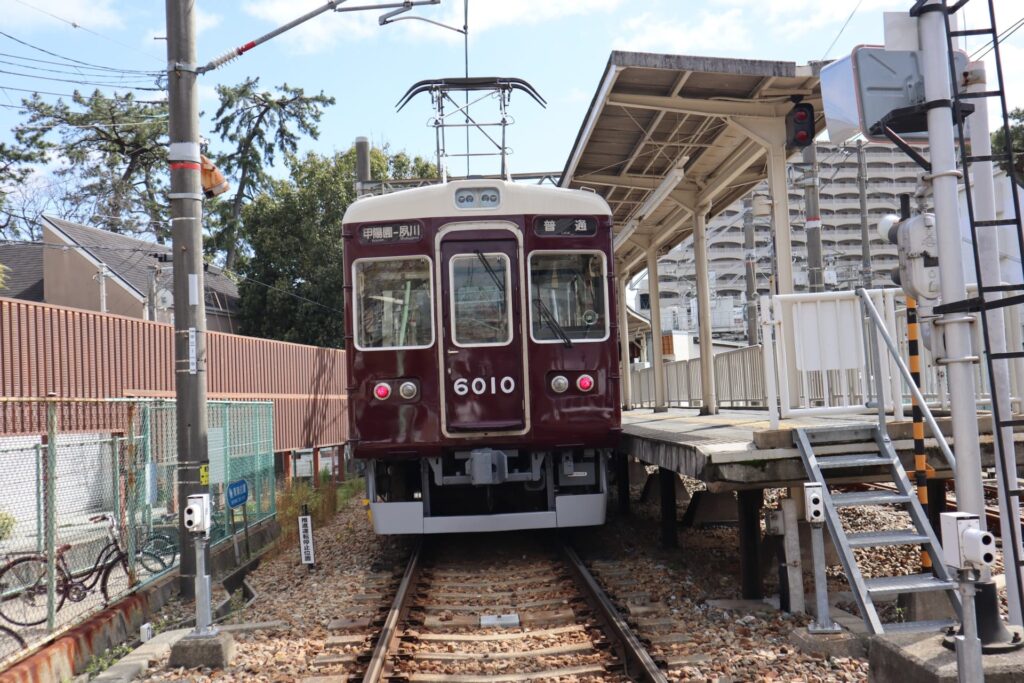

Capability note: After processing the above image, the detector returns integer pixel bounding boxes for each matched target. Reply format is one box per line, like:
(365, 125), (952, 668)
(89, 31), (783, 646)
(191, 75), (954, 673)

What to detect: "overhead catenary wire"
(0, 68), (163, 91)
(9, 0), (163, 65)
(970, 15), (1024, 60)
(0, 83), (166, 102)
(0, 51), (160, 76)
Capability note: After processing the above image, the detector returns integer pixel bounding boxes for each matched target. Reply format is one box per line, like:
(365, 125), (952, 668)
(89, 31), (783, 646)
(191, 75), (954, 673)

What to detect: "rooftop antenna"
(396, 77), (546, 182)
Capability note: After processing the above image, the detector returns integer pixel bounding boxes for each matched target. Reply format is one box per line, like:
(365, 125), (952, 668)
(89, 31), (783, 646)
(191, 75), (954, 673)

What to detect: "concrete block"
(897, 591), (956, 624)
(167, 631), (236, 670)
(869, 631), (1024, 682)
(680, 490), (736, 528)
(790, 627), (867, 659)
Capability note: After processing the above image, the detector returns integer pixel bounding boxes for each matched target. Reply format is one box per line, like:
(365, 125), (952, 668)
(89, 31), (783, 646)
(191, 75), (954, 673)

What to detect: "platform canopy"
(560, 51), (826, 282)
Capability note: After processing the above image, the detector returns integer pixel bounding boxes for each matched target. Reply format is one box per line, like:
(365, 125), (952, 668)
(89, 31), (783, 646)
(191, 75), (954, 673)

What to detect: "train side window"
(449, 253), (512, 347)
(353, 256), (434, 350)
(528, 251), (609, 343)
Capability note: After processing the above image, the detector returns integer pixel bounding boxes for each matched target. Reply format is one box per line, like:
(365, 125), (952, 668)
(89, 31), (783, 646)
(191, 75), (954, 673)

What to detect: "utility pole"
(166, 0), (209, 599)
(802, 144), (823, 292)
(148, 264), (160, 322)
(743, 198), (758, 344)
(857, 140), (872, 288)
(97, 264), (108, 313)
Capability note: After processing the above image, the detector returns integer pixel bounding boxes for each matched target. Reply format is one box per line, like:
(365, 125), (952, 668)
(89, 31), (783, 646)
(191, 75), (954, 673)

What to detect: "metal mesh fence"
(0, 398), (275, 664)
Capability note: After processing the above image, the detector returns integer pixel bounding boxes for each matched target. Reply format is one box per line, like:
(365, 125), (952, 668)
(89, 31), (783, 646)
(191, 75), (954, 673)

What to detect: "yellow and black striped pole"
(907, 295), (932, 571)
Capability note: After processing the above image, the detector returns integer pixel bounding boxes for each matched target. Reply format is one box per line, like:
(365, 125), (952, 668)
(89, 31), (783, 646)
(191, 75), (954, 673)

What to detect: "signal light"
(577, 374), (595, 392)
(551, 375), (569, 394)
(373, 383), (391, 400)
(785, 102), (815, 148)
(398, 381), (417, 400)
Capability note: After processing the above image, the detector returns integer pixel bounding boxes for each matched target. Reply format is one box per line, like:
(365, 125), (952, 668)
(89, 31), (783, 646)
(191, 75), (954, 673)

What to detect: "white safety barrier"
(628, 344), (766, 409)
(761, 289), (903, 427)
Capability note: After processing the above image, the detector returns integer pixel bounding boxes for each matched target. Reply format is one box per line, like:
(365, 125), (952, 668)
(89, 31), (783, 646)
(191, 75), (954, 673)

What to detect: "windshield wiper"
(533, 297), (573, 348)
(473, 250), (505, 296)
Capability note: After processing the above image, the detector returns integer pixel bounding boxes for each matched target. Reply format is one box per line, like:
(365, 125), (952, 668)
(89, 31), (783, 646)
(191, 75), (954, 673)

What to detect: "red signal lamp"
(577, 374), (595, 392)
(373, 383), (392, 400)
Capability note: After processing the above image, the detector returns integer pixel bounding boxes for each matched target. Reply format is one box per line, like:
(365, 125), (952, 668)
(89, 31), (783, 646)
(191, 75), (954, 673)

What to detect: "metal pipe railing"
(856, 288), (957, 470)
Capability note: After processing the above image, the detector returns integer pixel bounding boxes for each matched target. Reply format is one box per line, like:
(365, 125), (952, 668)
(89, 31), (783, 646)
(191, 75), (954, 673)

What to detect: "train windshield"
(450, 252), (512, 346)
(354, 257), (433, 349)
(529, 251), (608, 342)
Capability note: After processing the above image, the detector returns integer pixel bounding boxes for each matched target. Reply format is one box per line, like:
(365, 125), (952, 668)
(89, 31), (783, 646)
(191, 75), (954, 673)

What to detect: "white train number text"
(453, 376), (516, 396)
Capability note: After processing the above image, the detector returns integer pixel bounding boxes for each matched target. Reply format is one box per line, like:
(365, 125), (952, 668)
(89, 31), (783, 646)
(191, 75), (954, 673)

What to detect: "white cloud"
(242, 0), (380, 53)
(196, 8), (222, 35)
(612, 10), (751, 54)
(6, 0), (122, 30)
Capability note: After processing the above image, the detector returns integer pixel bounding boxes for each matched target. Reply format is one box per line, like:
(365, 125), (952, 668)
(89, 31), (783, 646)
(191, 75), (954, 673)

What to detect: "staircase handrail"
(856, 287), (957, 470)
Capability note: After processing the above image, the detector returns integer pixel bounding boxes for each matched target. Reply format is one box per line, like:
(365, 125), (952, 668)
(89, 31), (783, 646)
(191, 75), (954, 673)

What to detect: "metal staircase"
(794, 424), (962, 634)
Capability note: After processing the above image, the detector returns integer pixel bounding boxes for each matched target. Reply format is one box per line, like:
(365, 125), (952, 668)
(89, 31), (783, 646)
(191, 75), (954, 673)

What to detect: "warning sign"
(199, 463), (209, 486)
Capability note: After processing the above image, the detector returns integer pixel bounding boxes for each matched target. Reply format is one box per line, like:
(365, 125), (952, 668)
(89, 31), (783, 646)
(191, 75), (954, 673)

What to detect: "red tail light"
(373, 383), (391, 400)
(577, 374), (595, 392)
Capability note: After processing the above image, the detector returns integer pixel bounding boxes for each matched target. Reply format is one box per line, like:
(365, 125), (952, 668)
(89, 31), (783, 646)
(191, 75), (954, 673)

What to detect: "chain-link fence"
(0, 398), (275, 664)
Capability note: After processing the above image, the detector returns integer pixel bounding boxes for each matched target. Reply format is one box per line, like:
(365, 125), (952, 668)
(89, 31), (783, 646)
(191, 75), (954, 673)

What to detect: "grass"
(83, 643), (132, 678)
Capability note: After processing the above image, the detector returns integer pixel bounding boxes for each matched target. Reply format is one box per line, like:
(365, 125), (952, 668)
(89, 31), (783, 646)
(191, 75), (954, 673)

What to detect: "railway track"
(356, 535), (665, 683)
(859, 481), (1019, 536)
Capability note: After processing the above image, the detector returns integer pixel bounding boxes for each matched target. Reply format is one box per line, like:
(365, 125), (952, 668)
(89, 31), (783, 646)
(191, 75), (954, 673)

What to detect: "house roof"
(0, 242), (44, 301)
(42, 216), (240, 314)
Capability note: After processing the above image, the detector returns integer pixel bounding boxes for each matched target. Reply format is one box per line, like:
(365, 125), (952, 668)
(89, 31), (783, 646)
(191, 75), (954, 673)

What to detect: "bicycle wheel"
(0, 556), (66, 627)
(141, 533), (177, 571)
(100, 554), (140, 604)
(137, 549), (169, 576)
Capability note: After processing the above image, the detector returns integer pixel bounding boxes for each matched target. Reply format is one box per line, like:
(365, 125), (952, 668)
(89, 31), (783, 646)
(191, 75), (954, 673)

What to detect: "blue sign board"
(227, 479), (249, 509)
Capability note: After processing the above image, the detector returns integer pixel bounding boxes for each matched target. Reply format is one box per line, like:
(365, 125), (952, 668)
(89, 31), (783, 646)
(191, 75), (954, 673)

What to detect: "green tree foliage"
(237, 144), (436, 347)
(0, 139), (44, 238)
(12, 91), (169, 239)
(209, 78), (335, 270)
(992, 107), (1024, 184)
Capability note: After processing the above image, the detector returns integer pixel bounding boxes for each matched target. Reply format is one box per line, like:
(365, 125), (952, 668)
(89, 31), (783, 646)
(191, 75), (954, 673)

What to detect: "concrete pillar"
(693, 203), (718, 415)
(646, 248), (667, 412)
(738, 488), (764, 599)
(766, 144), (793, 294)
(617, 276), (633, 410)
(616, 453), (630, 516)
(659, 467), (677, 547)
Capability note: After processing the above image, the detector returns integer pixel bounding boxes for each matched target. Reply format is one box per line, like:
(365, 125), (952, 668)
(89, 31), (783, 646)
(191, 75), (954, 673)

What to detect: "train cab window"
(353, 257), (434, 350)
(529, 251), (608, 343)
(449, 253), (511, 346)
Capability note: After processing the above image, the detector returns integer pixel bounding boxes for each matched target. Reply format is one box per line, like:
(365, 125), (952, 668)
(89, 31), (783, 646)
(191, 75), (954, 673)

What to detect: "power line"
(0, 83), (166, 102)
(0, 68), (162, 90)
(0, 57), (159, 81)
(820, 0), (865, 62)
(971, 15), (1024, 60)
(9, 0), (163, 65)
(0, 51), (160, 76)
(0, 30), (158, 73)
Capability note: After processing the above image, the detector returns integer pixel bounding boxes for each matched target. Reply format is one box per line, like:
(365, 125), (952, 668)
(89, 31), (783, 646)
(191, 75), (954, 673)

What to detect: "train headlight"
(373, 383), (392, 400)
(551, 375), (569, 394)
(398, 381), (418, 400)
(577, 374), (595, 392)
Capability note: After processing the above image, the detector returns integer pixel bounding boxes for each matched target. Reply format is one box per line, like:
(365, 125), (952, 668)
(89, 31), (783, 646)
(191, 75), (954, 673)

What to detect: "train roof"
(343, 179), (612, 224)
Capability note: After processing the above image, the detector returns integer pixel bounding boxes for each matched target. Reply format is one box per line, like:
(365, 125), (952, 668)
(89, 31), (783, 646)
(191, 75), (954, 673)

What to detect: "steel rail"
(361, 541), (423, 683)
(561, 544), (667, 683)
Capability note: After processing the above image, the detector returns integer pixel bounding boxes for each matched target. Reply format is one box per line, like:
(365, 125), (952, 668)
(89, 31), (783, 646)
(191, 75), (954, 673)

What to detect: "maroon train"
(343, 179), (620, 533)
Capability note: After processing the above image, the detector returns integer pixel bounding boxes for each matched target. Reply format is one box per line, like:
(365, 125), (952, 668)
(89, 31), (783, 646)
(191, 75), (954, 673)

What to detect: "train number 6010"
(454, 376), (516, 396)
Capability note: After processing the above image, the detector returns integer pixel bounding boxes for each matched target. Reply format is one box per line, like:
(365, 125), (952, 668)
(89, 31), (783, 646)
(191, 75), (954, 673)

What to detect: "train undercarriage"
(364, 448), (608, 534)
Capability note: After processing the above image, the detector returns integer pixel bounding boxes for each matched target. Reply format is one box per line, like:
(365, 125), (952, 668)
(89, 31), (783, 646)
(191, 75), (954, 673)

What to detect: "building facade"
(637, 142), (919, 340)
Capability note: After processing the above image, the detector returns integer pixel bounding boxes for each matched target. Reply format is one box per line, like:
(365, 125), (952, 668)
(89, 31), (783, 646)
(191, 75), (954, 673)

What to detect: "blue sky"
(2, 0), (1022, 180)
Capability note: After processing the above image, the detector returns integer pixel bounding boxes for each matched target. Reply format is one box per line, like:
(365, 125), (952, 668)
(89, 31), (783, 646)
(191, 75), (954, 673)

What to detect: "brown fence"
(0, 297), (346, 450)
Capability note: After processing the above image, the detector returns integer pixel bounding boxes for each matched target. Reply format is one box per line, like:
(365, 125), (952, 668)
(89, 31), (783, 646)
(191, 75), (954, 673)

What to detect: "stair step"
(800, 426), (876, 446)
(846, 529), (929, 548)
(866, 573), (955, 597)
(816, 454), (893, 470)
(881, 619), (957, 634)
(832, 491), (910, 507)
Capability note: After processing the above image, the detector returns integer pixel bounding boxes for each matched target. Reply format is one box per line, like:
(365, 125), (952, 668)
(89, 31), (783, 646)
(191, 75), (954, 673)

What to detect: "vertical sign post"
(298, 504), (316, 570)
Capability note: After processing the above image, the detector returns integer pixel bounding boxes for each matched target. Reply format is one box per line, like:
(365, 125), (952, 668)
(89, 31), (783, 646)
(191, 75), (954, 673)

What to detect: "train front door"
(439, 229), (527, 433)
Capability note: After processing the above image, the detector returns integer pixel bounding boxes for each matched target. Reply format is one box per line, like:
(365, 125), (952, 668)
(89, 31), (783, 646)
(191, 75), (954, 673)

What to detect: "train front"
(343, 180), (620, 534)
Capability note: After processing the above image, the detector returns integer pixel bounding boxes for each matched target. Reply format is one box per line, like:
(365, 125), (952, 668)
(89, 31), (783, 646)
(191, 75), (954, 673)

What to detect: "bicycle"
(0, 514), (163, 627)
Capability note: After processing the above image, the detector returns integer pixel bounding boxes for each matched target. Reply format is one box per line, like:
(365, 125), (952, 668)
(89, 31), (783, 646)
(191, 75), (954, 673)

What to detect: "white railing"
(761, 289), (903, 426)
(628, 344), (766, 409)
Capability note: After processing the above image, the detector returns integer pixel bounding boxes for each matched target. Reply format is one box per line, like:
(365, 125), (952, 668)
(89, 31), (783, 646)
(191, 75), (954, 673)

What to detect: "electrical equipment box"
(941, 512), (996, 570)
(184, 493), (211, 536)
(804, 483), (825, 525)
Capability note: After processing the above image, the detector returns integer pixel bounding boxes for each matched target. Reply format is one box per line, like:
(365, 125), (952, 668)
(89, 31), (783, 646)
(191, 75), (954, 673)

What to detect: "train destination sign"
(359, 222), (422, 244)
(534, 216), (597, 237)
